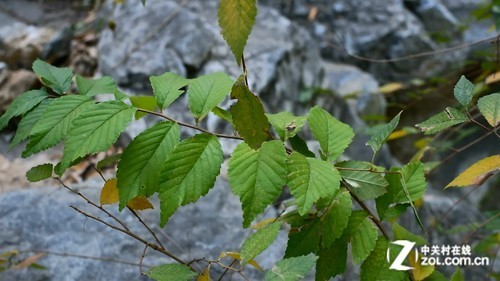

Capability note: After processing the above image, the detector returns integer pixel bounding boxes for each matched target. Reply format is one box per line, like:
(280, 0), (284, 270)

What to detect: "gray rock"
(0, 178), (287, 280)
(404, 0), (459, 34)
(0, 68), (39, 116)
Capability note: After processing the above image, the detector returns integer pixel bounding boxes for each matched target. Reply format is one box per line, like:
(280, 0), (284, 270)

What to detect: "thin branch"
(461, 212), (500, 244)
(128, 207), (166, 250)
(136, 108), (243, 140)
(334, 166), (400, 174)
(55, 177), (131, 232)
(139, 245), (148, 275)
(436, 130), (495, 168)
(217, 258), (238, 281)
(342, 180), (390, 240)
(69, 205), (191, 268)
(18, 249), (146, 268)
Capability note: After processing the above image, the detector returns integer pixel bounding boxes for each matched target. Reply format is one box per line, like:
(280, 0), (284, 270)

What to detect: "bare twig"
(128, 207), (166, 250)
(139, 245), (148, 275)
(462, 212), (500, 244)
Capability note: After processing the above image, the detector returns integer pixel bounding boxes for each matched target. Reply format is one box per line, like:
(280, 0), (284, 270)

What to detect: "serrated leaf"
(146, 264), (196, 281)
(360, 237), (408, 281)
(76, 75), (116, 97)
(9, 99), (52, 149)
(322, 188), (352, 248)
(454, 75), (474, 108)
(130, 95), (157, 120)
(26, 163), (53, 182)
(285, 218), (321, 258)
(150, 72), (189, 109)
(241, 222), (281, 265)
(367, 112), (401, 155)
(337, 161), (388, 200)
(415, 107), (468, 135)
(218, 0), (257, 64)
(159, 134), (223, 225)
(384, 162), (426, 203)
(23, 95), (95, 158)
(344, 210), (378, 264)
(477, 93), (500, 127)
(308, 106), (354, 162)
(0, 89), (48, 131)
(219, 252), (263, 271)
(450, 268), (464, 281)
(127, 196), (154, 210)
(315, 239), (348, 281)
(228, 140), (287, 227)
(100, 178), (119, 205)
(266, 112), (307, 141)
(32, 59), (72, 94)
(96, 153), (122, 170)
(446, 155), (500, 188)
(188, 72), (233, 122)
(289, 135), (315, 157)
(114, 88), (129, 101)
(409, 250), (434, 281)
(118, 121), (179, 209)
(264, 254), (317, 281)
(287, 152), (341, 215)
(61, 101), (136, 171)
(230, 76), (270, 149)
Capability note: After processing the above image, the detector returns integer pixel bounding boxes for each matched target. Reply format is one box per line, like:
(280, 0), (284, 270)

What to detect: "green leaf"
(316, 239), (348, 281)
(96, 153), (122, 170)
(477, 93), (500, 127)
(308, 106), (354, 162)
(146, 264), (196, 281)
(130, 95), (157, 120)
(450, 268), (464, 281)
(415, 107), (468, 135)
(114, 88), (129, 101)
(23, 95), (95, 158)
(424, 271), (448, 281)
(9, 99), (52, 149)
(61, 101), (136, 171)
(367, 112), (401, 155)
(344, 210), (378, 264)
(117, 121), (179, 209)
(218, 0), (257, 64)
(229, 76), (270, 149)
(212, 106), (234, 126)
(241, 222), (281, 264)
(228, 140), (287, 227)
(188, 72), (233, 122)
(322, 188), (352, 248)
(393, 223), (427, 245)
(32, 59), (73, 94)
(26, 163), (53, 182)
(264, 254), (317, 281)
(360, 237), (408, 281)
(159, 134), (223, 226)
(266, 112), (307, 141)
(150, 72), (189, 109)
(0, 89), (48, 131)
(454, 75), (474, 108)
(289, 135), (315, 157)
(76, 75), (116, 97)
(337, 161), (388, 200)
(287, 152), (341, 215)
(285, 218), (321, 258)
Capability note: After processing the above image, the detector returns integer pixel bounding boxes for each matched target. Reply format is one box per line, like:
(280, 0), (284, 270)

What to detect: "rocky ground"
(0, 0), (498, 280)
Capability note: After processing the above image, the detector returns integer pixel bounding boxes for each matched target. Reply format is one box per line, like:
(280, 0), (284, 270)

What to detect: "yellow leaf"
(219, 251), (263, 271)
(127, 196), (154, 210)
(446, 155), (500, 188)
(379, 82), (404, 94)
(485, 71), (500, 85)
(250, 218), (276, 230)
(100, 178), (119, 205)
(197, 268), (210, 281)
(409, 250), (434, 281)
(387, 129), (408, 141)
(13, 253), (45, 270)
(0, 250), (19, 258)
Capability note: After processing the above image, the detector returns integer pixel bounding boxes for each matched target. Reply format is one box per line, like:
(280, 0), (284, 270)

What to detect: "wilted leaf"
(100, 178), (119, 205)
(219, 252), (263, 271)
(26, 163), (53, 182)
(446, 155), (500, 188)
(197, 269), (210, 281)
(477, 93), (500, 127)
(127, 196), (154, 210)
